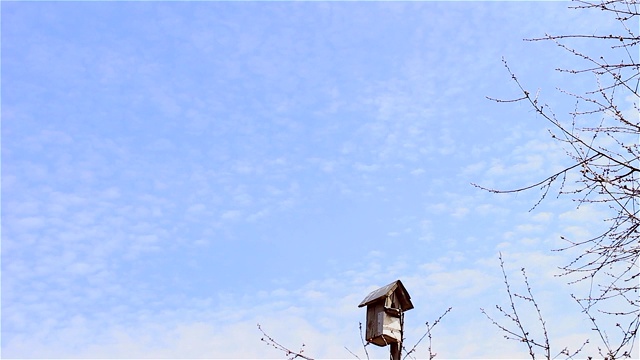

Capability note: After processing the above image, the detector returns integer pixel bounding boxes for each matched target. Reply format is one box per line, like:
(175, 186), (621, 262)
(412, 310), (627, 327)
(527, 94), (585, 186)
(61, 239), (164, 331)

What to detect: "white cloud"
(3, 245), (626, 359)
(221, 210), (242, 221)
(451, 206), (469, 218)
(354, 162), (379, 172)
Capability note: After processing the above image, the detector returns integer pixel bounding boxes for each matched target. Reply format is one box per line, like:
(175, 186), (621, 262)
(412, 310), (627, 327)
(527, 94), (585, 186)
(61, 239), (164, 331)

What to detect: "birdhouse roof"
(357, 279), (414, 311)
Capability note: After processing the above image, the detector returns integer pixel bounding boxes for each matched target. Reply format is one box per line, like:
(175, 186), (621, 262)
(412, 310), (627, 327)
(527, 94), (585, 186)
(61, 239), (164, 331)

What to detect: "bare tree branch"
(479, 1), (639, 356)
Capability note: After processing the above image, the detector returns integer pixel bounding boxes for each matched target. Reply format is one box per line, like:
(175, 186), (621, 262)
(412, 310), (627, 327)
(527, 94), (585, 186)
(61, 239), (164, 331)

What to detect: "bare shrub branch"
(403, 307), (453, 360)
(257, 323), (314, 360)
(482, 254), (551, 360)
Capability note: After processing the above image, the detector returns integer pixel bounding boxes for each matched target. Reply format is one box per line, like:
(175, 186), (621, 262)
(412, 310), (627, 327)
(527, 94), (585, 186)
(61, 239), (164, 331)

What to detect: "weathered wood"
(359, 280), (413, 348)
(365, 302), (402, 346)
(358, 280), (413, 311)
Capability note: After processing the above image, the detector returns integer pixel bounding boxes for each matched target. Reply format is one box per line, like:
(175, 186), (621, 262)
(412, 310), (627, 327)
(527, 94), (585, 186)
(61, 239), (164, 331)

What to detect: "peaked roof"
(358, 279), (414, 311)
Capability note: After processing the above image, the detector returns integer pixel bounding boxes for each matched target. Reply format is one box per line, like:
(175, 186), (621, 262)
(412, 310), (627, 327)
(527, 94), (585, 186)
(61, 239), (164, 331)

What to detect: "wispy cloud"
(3, 1), (631, 358)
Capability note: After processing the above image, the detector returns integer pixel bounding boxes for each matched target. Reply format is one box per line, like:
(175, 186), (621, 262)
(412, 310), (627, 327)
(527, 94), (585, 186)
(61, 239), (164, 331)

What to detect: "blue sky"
(2, 1), (635, 358)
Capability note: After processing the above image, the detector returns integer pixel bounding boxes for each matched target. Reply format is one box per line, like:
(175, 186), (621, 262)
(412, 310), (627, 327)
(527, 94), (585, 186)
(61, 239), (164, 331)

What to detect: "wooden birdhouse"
(358, 280), (414, 347)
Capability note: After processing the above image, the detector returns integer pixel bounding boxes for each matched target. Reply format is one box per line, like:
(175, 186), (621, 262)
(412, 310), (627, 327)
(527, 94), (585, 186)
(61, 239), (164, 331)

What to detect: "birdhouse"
(358, 280), (414, 347)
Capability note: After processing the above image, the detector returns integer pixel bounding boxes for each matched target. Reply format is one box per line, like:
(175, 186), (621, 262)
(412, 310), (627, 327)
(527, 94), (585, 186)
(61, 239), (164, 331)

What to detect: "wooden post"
(390, 342), (401, 360)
